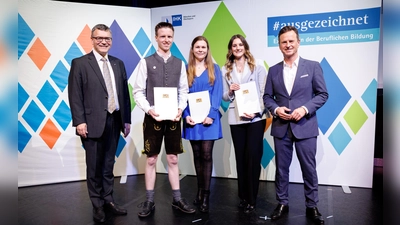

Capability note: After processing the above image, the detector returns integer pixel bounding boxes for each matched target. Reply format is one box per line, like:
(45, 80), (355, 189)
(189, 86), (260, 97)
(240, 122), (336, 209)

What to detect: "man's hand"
(276, 106), (292, 120)
(148, 109), (162, 121)
(124, 123), (131, 137)
(77, 123), (88, 138)
(291, 107), (307, 121)
(174, 108), (183, 122)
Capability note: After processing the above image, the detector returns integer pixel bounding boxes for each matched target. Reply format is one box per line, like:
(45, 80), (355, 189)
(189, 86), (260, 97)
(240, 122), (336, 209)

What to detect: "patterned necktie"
(101, 58), (116, 113)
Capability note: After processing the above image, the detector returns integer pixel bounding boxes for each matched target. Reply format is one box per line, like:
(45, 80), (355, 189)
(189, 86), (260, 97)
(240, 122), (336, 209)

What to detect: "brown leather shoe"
(270, 204), (289, 220)
(306, 207), (324, 224)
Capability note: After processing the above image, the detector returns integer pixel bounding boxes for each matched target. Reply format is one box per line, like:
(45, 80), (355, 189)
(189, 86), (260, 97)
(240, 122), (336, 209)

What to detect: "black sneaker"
(137, 201), (155, 218)
(172, 198), (196, 213)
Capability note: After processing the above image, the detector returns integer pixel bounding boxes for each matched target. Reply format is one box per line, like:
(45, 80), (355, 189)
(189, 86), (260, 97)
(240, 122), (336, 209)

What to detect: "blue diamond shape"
(37, 81), (59, 112)
(53, 100), (71, 131)
(362, 79), (377, 114)
(170, 42), (187, 65)
(116, 135), (127, 158)
(318, 58), (351, 134)
(18, 121), (32, 153)
(145, 45), (156, 57)
(18, 83), (29, 112)
(22, 100), (45, 132)
(50, 61), (69, 92)
(261, 138), (274, 169)
(18, 13), (35, 60)
(133, 27), (151, 56)
(64, 42), (83, 66)
(328, 122), (351, 155)
(109, 20), (141, 80)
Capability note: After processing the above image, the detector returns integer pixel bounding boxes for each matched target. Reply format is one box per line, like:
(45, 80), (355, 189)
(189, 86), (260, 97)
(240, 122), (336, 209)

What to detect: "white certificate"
(234, 81), (261, 117)
(188, 91), (210, 124)
(153, 87), (178, 120)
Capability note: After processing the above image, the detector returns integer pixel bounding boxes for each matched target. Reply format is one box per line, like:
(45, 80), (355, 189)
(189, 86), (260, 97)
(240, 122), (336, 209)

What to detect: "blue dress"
(182, 64), (223, 140)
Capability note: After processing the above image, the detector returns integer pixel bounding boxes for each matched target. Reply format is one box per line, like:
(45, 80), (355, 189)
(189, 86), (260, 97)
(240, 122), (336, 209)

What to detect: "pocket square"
(300, 74), (309, 78)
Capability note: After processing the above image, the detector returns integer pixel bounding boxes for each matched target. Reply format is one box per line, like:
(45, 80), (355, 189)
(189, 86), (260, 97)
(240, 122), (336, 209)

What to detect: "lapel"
(292, 57), (305, 94)
(232, 62), (250, 84)
(88, 51), (107, 92)
(240, 64), (251, 83)
(276, 61), (288, 96)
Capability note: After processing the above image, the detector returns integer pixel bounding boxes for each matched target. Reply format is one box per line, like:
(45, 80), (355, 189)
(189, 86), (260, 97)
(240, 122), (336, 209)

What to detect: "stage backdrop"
(18, 0), (381, 188)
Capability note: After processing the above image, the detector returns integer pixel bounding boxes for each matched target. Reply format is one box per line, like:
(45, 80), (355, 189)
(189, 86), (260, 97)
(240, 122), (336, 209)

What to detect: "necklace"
(235, 59), (245, 73)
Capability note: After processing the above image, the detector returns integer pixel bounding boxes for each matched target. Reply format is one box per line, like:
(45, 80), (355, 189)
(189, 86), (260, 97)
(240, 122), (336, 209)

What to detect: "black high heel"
(193, 188), (203, 205)
(200, 190), (210, 213)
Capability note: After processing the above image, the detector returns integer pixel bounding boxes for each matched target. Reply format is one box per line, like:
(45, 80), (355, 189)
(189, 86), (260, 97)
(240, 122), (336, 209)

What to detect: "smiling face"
(231, 38), (245, 60)
(91, 29), (112, 57)
(155, 27), (174, 53)
(278, 30), (300, 61)
(192, 40), (208, 62)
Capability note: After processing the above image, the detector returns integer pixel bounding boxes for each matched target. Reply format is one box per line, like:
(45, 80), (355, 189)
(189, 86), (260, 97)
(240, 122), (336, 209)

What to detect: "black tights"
(190, 140), (215, 191)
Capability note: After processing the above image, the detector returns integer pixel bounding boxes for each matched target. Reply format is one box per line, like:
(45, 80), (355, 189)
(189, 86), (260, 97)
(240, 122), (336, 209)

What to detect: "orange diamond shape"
(77, 24), (92, 54)
(27, 38), (51, 71)
(39, 119), (61, 149)
(264, 117), (272, 132)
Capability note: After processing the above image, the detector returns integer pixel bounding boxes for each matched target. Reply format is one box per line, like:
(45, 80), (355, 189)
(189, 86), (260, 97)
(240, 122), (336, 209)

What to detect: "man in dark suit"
(263, 25), (328, 224)
(68, 24), (131, 223)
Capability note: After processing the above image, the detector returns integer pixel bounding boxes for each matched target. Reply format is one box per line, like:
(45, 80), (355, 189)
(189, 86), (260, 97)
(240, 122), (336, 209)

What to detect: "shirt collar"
(93, 50), (109, 62)
(283, 56), (299, 68)
(156, 50), (171, 60)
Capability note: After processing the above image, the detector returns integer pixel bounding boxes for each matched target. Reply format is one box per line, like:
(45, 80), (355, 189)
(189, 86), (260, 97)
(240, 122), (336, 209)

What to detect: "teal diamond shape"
(362, 79), (377, 114)
(133, 27), (151, 56)
(261, 138), (274, 169)
(328, 122), (351, 155)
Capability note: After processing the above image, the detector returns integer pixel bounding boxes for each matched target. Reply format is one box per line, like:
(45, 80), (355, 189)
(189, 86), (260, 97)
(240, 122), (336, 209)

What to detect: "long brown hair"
(187, 36), (215, 87)
(223, 34), (256, 80)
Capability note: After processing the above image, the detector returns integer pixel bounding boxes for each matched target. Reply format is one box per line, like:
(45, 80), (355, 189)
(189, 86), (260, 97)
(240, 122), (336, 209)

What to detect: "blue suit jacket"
(263, 57), (328, 139)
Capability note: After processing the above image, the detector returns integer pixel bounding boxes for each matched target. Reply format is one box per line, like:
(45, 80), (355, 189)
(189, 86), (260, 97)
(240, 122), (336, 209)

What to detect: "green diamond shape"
(203, 2), (245, 67)
(343, 100), (368, 134)
(129, 83), (136, 111)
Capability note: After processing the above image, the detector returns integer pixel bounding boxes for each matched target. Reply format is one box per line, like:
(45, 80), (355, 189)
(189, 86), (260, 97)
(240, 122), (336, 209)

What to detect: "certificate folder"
(188, 90), (210, 123)
(154, 87), (178, 120)
(234, 81), (261, 117)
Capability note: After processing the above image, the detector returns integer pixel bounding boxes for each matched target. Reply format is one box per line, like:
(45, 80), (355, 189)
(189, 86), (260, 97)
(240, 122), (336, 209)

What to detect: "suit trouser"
(273, 126), (319, 208)
(230, 119), (265, 205)
(81, 111), (122, 208)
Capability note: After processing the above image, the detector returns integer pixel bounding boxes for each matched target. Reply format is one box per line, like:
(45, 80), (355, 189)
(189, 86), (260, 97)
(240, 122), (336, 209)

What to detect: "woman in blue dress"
(182, 36), (223, 213)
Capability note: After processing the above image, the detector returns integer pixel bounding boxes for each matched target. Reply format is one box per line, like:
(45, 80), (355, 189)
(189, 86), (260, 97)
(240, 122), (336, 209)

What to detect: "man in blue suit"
(263, 25), (328, 224)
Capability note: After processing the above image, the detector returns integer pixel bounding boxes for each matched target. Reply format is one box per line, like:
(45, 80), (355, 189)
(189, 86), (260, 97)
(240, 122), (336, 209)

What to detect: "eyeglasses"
(92, 36), (112, 42)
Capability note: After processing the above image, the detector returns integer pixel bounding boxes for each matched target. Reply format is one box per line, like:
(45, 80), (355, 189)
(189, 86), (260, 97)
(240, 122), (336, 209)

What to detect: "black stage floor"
(18, 167), (382, 225)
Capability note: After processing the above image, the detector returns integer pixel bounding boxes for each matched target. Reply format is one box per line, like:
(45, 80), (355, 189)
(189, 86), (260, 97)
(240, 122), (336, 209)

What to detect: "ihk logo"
(161, 14), (182, 27)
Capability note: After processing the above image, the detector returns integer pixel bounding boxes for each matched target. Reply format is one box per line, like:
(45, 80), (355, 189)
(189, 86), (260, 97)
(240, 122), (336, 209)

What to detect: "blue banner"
(267, 7), (381, 46)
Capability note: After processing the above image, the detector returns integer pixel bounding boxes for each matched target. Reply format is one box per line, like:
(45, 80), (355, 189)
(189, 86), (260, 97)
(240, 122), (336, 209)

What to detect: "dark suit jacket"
(263, 57), (328, 139)
(68, 51), (131, 138)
